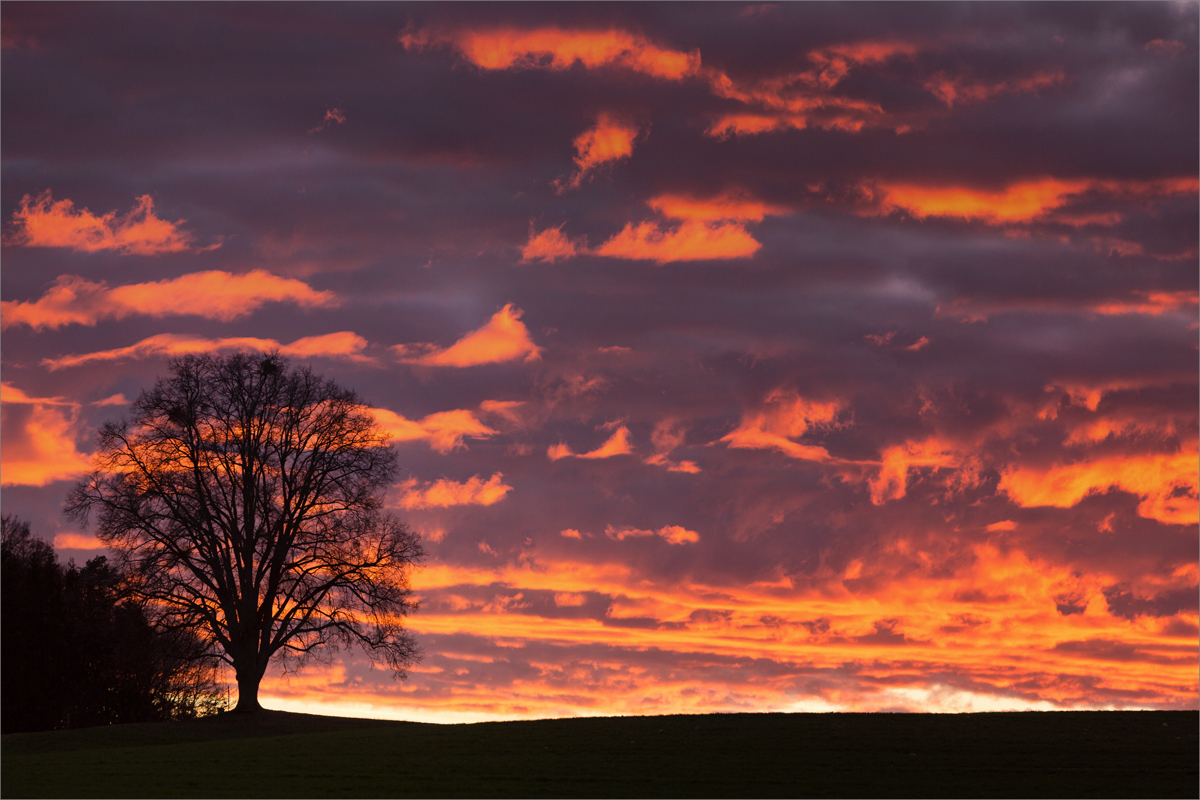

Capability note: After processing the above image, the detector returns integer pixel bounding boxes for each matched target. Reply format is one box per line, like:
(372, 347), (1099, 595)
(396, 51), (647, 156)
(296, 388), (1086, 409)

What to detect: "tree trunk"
(233, 668), (263, 714)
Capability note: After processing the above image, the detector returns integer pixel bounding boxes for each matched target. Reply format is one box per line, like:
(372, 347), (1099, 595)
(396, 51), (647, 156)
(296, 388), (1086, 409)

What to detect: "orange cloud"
(702, 42), (909, 139)
(267, 531), (1198, 721)
(802, 39), (920, 89)
(1063, 411), (1183, 448)
(644, 417), (701, 473)
(395, 473), (512, 510)
(873, 176), (1198, 225)
(904, 336), (931, 351)
(876, 179), (1092, 223)
(869, 437), (963, 504)
(1, 270), (336, 331)
(395, 304), (541, 367)
(554, 591), (588, 607)
(53, 532), (105, 550)
(369, 407), (497, 454)
(605, 524), (700, 544)
(647, 194), (785, 223)
(999, 450), (1199, 526)
(42, 331), (371, 370)
(1144, 39), (1186, 56)
(402, 26), (700, 81)
(309, 107), (346, 133)
(0, 382), (92, 486)
(924, 70), (1065, 107)
(1090, 291), (1199, 317)
(705, 113), (801, 138)
(548, 425), (634, 461)
(594, 220), (762, 263)
(721, 389), (840, 462)
(563, 113), (640, 189)
(703, 43), (1070, 140)
(520, 225), (582, 263)
(643, 453), (701, 473)
(478, 400), (526, 426)
(3, 191), (212, 254)
(594, 192), (786, 264)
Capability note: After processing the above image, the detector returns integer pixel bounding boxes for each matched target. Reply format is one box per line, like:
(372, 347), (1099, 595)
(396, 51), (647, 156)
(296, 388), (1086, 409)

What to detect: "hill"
(3, 709), (1196, 797)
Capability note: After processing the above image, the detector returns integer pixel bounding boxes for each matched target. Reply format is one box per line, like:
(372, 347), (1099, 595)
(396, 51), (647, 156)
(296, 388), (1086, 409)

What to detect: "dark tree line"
(1, 515), (229, 733)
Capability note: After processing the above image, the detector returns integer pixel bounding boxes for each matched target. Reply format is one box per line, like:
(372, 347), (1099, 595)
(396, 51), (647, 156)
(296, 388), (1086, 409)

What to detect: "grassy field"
(3, 709), (1196, 798)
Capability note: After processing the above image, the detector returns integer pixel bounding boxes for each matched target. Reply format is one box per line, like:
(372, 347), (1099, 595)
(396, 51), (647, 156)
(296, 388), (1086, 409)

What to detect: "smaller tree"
(67, 352), (424, 713)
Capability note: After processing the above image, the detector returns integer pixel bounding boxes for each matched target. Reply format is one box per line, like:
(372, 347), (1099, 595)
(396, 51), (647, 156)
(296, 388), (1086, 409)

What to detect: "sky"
(1, 2), (1197, 721)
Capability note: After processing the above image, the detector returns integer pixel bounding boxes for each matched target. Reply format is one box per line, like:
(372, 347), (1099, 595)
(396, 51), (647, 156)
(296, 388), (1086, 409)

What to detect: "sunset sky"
(2, 2), (1197, 721)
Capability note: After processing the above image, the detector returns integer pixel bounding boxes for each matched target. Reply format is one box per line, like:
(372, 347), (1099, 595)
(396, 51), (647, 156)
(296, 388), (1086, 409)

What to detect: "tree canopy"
(67, 352), (423, 712)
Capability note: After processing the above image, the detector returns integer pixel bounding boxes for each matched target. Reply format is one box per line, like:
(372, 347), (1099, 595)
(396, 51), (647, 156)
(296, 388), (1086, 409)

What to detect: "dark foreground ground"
(2, 709), (1196, 798)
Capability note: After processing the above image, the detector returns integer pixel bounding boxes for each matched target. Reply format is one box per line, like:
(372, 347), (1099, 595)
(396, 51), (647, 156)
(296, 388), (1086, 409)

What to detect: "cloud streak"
(395, 473), (513, 510)
(3, 191), (212, 254)
(42, 331), (371, 370)
(1, 270), (336, 331)
(395, 305), (541, 367)
(402, 25), (701, 80)
(370, 407), (498, 454)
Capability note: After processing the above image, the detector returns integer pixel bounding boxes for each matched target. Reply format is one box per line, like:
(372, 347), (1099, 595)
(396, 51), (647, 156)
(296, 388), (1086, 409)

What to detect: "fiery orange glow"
(0, 383), (92, 487)
(605, 524), (699, 544)
(370, 407), (497, 454)
(877, 179), (1092, 223)
(52, 532), (105, 549)
(874, 176), (1198, 225)
(803, 40), (920, 88)
(396, 304), (541, 367)
(1091, 291), (1199, 316)
(520, 225), (582, 263)
(870, 437), (964, 504)
(642, 418), (700, 473)
(6, 7), (1195, 722)
(721, 389), (840, 462)
(564, 113), (640, 189)
(395, 473), (512, 510)
(705, 113), (802, 137)
(1, 270), (336, 331)
(1000, 450), (1199, 526)
(42, 331), (371, 370)
(402, 26), (700, 81)
(924, 70), (1066, 107)
(548, 425), (634, 461)
(260, 538), (1196, 720)
(3, 191), (211, 254)
(647, 193), (785, 222)
(594, 191), (786, 263)
(478, 400), (526, 426)
(595, 219), (761, 262)
(701, 43), (904, 139)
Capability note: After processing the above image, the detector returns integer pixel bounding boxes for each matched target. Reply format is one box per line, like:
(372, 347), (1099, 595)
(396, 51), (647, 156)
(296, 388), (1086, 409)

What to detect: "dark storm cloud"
(1103, 583), (1200, 620)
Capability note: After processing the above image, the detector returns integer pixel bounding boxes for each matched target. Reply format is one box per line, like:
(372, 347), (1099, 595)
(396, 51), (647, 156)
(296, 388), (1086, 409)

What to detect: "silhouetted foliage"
(1, 515), (229, 733)
(67, 352), (423, 713)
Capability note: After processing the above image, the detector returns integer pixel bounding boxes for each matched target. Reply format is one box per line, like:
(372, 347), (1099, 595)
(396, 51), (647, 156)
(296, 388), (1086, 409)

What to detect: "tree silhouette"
(2, 515), (228, 732)
(67, 352), (423, 713)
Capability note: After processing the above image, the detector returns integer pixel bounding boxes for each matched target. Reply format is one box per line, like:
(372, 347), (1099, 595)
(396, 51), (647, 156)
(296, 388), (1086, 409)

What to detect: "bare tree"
(68, 352), (423, 713)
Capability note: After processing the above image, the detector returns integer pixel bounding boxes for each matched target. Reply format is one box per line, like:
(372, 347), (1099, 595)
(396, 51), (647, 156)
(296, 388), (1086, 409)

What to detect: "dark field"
(3, 709), (1196, 798)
